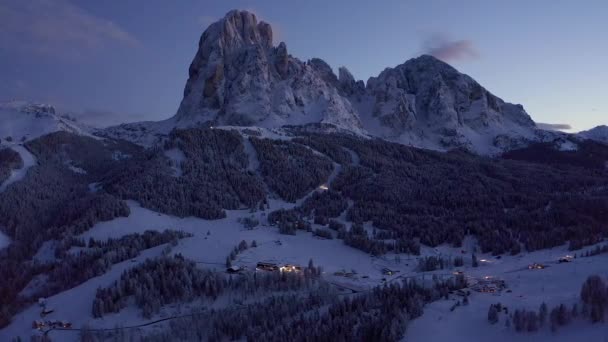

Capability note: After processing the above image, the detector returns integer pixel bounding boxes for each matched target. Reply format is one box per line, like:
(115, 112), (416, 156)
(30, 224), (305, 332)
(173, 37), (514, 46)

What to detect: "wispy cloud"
(0, 0), (140, 60)
(536, 122), (572, 131)
(422, 33), (479, 62)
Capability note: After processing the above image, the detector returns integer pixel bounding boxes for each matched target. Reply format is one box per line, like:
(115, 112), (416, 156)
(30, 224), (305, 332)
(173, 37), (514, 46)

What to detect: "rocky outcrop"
(175, 10), (363, 132)
(359, 55), (538, 154)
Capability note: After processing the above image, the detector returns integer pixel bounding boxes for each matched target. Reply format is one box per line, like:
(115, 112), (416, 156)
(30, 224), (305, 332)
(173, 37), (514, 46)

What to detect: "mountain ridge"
(164, 9), (548, 155)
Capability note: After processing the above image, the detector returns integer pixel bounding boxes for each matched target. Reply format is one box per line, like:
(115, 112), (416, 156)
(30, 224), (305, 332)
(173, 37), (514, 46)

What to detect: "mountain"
(359, 55), (543, 154)
(174, 10), (363, 132)
(578, 125), (608, 144)
(0, 101), (89, 146)
(148, 9), (545, 155)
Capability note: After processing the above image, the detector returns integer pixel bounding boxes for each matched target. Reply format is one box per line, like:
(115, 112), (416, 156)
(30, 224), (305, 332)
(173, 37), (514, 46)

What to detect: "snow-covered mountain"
(359, 55), (544, 154)
(174, 10), (363, 132)
(0, 101), (89, 146)
(162, 10), (545, 154)
(578, 125), (608, 144)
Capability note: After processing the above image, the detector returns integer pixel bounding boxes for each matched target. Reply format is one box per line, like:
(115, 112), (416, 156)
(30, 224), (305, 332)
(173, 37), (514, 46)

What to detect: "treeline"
(292, 136), (353, 165)
(0, 133), (138, 327)
(31, 230), (191, 305)
(0, 147), (23, 184)
(88, 276), (466, 342)
(492, 275), (608, 333)
(269, 204), (421, 256)
(104, 128), (266, 219)
(92, 255), (323, 319)
(298, 133), (608, 255)
(250, 137), (333, 202)
(417, 255), (465, 272)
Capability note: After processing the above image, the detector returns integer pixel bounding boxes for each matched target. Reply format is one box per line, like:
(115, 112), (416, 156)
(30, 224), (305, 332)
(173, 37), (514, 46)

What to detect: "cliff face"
(172, 10), (543, 154)
(175, 10), (363, 132)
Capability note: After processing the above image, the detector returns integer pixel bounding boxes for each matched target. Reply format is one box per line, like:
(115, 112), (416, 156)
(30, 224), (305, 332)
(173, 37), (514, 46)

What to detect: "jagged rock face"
(176, 10), (363, 132)
(170, 10), (541, 155)
(361, 55), (537, 153)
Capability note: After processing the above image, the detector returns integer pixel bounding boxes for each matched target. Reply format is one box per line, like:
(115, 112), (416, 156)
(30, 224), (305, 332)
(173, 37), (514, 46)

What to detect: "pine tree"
(538, 302), (548, 326)
(488, 305), (499, 324)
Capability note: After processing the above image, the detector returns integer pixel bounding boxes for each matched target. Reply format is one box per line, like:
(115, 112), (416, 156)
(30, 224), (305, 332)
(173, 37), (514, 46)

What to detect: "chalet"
(382, 268), (398, 276)
(256, 262), (279, 272)
(558, 256), (573, 263)
(279, 264), (302, 273)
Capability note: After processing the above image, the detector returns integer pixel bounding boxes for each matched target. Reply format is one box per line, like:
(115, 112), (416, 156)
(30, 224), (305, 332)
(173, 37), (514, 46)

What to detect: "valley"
(1, 7), (607, 342)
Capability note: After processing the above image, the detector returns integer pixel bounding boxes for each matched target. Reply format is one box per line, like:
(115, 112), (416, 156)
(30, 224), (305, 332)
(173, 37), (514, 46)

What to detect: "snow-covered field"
(406, 244), (608, 341)
(3, 194), (608, 341)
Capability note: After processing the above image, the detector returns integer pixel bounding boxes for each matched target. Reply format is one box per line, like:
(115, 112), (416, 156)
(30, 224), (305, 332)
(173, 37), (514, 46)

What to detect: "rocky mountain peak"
(168, 9), (542, 154)
(175, 10), (363, 132)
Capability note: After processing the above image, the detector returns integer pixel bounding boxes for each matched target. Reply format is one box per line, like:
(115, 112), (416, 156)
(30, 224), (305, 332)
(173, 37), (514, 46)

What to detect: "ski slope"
(0, 145), (36, 193)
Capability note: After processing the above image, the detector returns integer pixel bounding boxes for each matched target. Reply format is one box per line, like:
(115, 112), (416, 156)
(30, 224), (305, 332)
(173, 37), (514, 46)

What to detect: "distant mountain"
(578, 125), (608, 144)
(0, 101), (89, 146)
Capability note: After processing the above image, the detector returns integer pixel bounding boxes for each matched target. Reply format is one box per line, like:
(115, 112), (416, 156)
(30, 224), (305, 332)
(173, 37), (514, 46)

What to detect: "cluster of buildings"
(32, 319), (72, 330)
(32, 298), (72, 331)
(228, 262), (303, 274)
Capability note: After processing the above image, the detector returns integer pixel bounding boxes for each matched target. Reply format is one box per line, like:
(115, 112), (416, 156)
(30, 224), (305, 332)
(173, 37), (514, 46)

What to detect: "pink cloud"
(422, 33), (479, 62)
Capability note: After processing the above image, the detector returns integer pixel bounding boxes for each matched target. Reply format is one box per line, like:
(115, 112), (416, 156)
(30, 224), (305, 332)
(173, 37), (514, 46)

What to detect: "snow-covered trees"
(580, 275), (608, 323)
(505, 275), (608, 334)
(300, 133), (608, 255)
(92, 276), (464, 342)
(92, 255), (324, 319)
(250, 137), (333, 202)
(104, 128), (266, 219)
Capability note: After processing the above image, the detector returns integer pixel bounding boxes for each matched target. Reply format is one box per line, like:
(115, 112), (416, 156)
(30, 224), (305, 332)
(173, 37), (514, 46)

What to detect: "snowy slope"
(0, 231), (10, 250)
(359, 55), (543, 155)
(0, 145), (36, 193)
(405, 245), (608, 342)
(0, 101), (90, 146)
(578, 125), (608, 144)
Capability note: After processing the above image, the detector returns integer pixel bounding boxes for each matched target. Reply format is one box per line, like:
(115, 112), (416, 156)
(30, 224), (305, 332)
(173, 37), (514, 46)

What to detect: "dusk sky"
(1, 0), (606, 131)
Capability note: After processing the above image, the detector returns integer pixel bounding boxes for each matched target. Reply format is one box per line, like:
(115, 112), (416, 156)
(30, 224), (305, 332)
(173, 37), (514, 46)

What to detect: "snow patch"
(0, 145), (37, 193)
(0, 229), (10, 250)
(164, 148), (186, 177)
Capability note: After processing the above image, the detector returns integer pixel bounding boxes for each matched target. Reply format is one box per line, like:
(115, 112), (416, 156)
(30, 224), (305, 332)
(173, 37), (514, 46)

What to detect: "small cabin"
(256, 262), (279, 272)
(528, 263), (546, 270)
